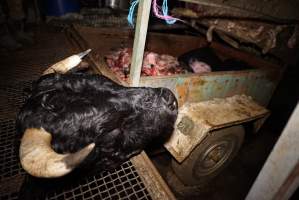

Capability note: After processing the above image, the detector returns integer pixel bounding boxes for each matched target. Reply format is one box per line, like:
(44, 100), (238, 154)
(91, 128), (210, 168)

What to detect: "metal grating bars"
(0, 82), (32, 120)
(0, 192), (19, 200)
(0, 119), (24, 179)
(46, 161), (152, 200)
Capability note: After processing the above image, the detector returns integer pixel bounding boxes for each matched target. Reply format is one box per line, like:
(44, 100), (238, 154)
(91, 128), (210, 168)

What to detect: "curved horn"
(19, 128), (95, 178)
(43, 49), (91, 75)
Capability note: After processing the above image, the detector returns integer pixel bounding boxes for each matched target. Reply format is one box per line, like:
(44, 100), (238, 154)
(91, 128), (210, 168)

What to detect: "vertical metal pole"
(129, 0), (152, 87)
(246, 103), (299, 200)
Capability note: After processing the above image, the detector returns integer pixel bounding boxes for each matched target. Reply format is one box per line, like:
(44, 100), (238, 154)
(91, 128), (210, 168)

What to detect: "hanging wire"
(127, 0), (180, 27)
(127, 0), (140, 27)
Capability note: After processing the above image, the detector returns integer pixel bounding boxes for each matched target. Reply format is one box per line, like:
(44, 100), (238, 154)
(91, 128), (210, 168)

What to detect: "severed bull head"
(18, 50), (178, 178)
(19, 49), (93, 178)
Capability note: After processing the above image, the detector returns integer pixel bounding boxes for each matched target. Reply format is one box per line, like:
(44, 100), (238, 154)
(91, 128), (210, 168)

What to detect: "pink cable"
(152, 0), (181, 23)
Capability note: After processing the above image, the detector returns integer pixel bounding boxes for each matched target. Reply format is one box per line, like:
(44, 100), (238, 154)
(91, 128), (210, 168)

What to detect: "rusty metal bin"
(68, 25), (282, 107)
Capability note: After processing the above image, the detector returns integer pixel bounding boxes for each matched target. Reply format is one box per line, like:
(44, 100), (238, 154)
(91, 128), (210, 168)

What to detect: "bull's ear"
(42, 49), (91, 75)
(19, 128), (95, 178)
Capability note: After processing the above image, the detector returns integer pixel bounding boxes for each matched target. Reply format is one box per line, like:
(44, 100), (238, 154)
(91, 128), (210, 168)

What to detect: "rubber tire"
(171, 125), (245, 186)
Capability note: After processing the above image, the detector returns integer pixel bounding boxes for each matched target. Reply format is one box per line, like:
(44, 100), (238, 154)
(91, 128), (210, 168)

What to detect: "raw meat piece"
(105, 48), (187, 80)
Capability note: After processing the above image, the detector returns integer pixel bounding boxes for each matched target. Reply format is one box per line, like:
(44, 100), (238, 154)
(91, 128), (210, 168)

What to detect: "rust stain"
(187, 77), (208, 102)
(190, 78), (207, 86)
(176, 81), (189, 107)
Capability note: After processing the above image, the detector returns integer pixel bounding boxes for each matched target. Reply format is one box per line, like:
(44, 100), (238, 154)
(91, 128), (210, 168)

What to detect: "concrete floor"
(1, 25), (298, 199)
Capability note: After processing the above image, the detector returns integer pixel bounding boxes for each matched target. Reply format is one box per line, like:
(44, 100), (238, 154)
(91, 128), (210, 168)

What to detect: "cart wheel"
(171, 125), (245, 186)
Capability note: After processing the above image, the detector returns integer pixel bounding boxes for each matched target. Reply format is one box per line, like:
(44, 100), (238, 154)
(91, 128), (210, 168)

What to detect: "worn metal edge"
(131, 151), (176, 200)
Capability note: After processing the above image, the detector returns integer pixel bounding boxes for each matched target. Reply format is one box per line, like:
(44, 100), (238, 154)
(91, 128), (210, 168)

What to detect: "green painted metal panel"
(140, 69), (277, 107)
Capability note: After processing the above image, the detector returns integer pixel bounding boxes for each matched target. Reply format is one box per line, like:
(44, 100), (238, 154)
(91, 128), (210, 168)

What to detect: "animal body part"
(43, 49), (91, 75)
(188, 59), (211, 73)
(105, 48), (187, 79)
(17, 73), (178, 178)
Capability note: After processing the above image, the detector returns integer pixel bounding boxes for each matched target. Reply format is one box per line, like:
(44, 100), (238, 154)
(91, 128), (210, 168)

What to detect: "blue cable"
(128, 0), (177, 27)
(127, 0), (140, 27)
(162, 0), (176, 24)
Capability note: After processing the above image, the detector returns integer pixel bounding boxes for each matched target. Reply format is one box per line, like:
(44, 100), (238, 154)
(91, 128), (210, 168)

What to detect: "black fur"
(17, 73), (178, 171)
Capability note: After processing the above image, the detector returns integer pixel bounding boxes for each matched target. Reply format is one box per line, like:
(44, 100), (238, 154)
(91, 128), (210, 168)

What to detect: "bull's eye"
(168, 101), (177, 111)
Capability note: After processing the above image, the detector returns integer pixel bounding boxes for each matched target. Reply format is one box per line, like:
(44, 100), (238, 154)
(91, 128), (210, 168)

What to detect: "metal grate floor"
(0, 82), (32, 120)
(0, 119), (24, 179)
(46, 162), (151, 200)
(1, 192), (19, 200)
